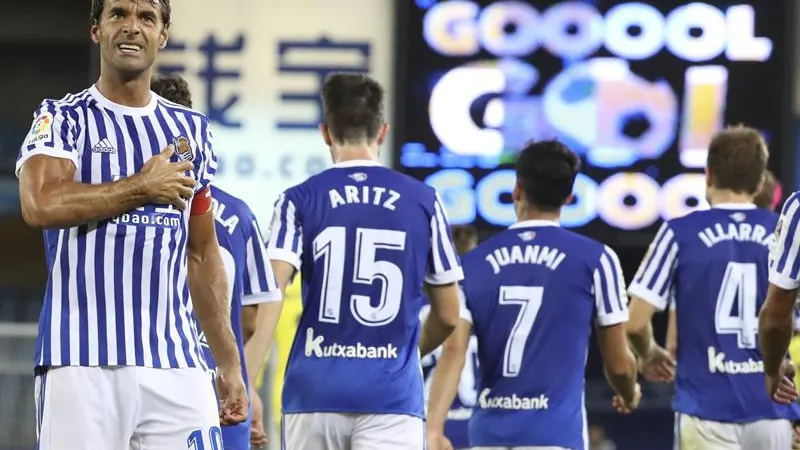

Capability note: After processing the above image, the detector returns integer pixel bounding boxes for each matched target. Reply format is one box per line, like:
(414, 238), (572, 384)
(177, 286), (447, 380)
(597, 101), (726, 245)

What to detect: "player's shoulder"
(153, 93), (209, 122)
(298, 163), (438, 204)
(780, 191), (800, 216)
(34, 89), (93, 118)
(669, 205), (778, 230)
(211, 186), (257, 220)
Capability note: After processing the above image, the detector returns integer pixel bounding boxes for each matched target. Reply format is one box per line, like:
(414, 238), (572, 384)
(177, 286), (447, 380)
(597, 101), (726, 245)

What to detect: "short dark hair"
(753, 170), (777, 210)
(91, 0), (172, 27)
(151, 74), (192, 107)
(321, 73), (384, 145)
(515, 140), (580, 211)
(707, 125), (768, 195)
(451, 225), (478, 255)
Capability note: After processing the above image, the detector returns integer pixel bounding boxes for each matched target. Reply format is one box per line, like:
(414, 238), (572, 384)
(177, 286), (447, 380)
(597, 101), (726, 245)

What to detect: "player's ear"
(90, 23), (101, 44)
(562, 193), (574, 207)
(512, 180), (523, 203)
(319, 124), (333, 147)
(376, 122), (390, 146)
(705, 168), (712, 187)
(158, 27), (169, 50)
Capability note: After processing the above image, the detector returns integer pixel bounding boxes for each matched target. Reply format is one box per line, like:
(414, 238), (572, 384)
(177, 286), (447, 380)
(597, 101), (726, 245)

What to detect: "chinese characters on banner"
(157, 0), (394, 225)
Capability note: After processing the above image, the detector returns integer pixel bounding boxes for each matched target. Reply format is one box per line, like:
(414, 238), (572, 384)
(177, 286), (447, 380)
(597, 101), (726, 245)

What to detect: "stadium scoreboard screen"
(394, 0), (789, 245)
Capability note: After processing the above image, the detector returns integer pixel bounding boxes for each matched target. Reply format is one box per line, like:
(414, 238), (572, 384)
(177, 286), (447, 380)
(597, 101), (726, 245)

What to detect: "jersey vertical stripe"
(242, 218), (280, 300)
(770, 192), (800, 289)
(18, 86), (217, 370)
(267, 193), (303, 268)
(593, 245), (629, 325)
(628, 222), (678, 310)
(427, 193), (461, 284)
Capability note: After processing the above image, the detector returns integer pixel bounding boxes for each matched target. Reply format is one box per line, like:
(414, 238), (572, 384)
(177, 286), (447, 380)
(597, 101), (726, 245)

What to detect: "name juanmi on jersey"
(698, 215), (775, 248)
(329, 182), (401, 211)
(485, 232), (566, 274)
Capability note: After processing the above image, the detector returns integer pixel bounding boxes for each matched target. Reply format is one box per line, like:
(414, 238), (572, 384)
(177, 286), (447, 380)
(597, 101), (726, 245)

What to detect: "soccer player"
(266, 72), (464, 449)
(629, 126), (800, 449)
(666, 169), (779, 357)
(150, 73), (283, 450)
(423, 224), (479, 450)
(459, 140), (639, 449)
(18, 1), (248, 448)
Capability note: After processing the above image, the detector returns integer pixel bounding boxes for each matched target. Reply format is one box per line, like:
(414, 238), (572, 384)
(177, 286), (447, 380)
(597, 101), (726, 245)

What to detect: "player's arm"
(594, 246), (638, 406)
(665, 299), (677, 358)
(17, 104), (193, 229)
(187, 197), (240, 373)
(426, 289), (472, 439)
(241, 305), (258, 343)
(240, 216), (284, 389)
(627, 222), (678, 381)
(760, 194), (800, 378)
(420, 194), (464, 357)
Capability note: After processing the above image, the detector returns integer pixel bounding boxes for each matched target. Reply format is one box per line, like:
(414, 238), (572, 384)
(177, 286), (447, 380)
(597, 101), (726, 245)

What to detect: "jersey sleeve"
(770, 192), (800, 290)
(457, 284), (474, 324)
(267, 191), (303, 271)
(593, 245), (630, 326)
(16, 100), (79, 177)
(242, 215), (282, 305)
(627, 221), (679, 311)
(425, 192), (464, 285)
(194, 120), (218, 193)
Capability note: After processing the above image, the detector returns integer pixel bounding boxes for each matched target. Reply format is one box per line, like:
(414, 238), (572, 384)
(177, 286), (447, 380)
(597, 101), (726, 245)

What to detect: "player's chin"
(109, 56), (154, 75)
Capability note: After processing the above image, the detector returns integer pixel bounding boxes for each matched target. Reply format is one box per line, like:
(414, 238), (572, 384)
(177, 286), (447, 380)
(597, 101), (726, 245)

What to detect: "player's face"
(91, 0), (168, 76)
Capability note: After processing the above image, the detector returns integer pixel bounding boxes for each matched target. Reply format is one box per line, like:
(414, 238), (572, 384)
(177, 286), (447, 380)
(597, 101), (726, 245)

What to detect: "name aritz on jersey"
(304, 327), (398, 359)
(478, 388), (550, 410)
(707, 346), (763, 374)
(329, 185), (400, 210)
(698, 222), (775, 248)
(485, 244), (566, 274)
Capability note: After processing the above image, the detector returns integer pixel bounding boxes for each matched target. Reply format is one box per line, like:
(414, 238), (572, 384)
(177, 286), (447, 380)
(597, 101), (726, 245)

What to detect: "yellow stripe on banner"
(789, 335), (800, 387)
(255, 276), (303, 428)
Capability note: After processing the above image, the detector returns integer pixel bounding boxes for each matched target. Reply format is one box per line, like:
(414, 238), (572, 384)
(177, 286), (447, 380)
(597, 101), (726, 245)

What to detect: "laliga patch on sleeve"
(25, 112), (54, 147)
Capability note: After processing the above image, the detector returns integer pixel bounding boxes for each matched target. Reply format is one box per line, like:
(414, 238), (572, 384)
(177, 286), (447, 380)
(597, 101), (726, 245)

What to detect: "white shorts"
(675, 412), (792, 450)
(35, 366), (220, 450)
(282, 412), (424, 450)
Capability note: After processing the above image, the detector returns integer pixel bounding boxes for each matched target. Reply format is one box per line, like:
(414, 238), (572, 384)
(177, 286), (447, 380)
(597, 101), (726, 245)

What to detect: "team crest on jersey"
(25, 112), (53, 146)
(173, 135), (194, 162)
(729, 212), (746, 223)
(517, 231), (536, 241)
(348, 172), (368, 182)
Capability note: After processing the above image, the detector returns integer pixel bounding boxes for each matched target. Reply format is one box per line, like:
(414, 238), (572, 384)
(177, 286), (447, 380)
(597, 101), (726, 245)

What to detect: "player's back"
(633, 206), (800, 422)
(462, 221), (624, 449)
(276, 160), (459, 417)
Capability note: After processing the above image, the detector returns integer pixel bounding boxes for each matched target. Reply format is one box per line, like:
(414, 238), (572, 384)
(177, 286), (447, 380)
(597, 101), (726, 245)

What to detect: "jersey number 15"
(313, 226), (406, 327)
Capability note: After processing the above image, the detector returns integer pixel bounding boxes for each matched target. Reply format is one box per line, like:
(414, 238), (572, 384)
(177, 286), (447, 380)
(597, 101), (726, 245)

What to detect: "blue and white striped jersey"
(771, 192), (800, 290)
(204, 186), (281, 450)
(17, 86), (217, 370)
(630, 203), (800, 422)
(461, 220), (628, 449)
(267, 159), (464, 417)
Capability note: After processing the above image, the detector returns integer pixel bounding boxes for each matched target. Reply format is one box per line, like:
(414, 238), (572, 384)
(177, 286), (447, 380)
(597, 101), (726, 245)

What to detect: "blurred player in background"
(629, 127), (799, 449)
(150, 74), (283, 450)
(422, 224), (479, 450)
(459, 140), (639, 449)
(666, 169), (779, 358)
(266, 73), (464, 449)
(17, 1), (248, 448)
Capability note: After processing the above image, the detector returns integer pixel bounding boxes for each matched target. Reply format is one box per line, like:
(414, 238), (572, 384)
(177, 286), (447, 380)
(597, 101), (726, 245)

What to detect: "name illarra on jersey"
(460, 220), (628, 449)
(267, 160), (463, 417)
(629, 203), (800, 422)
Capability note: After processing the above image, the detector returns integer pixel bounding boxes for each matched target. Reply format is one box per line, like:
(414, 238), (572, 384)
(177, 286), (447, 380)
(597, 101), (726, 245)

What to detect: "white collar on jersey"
(89, 85), (159, 116)
(509, 219), (560, 229)
(712, 202), (757, 210)
(332, 159), (382, 168)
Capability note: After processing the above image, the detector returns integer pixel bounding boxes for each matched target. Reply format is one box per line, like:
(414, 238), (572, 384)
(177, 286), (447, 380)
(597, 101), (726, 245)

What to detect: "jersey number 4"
(499, 286), (544, 377)
(714, 262), (758, 349)
(313, 226), (406, 327)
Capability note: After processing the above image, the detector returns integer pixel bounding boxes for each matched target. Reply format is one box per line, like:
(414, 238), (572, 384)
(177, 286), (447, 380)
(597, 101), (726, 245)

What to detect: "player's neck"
(707, 190), (754, 207)
(95, 68), (153, 108)
(331, 145), (380, 164)
(515, 204), (560, 223)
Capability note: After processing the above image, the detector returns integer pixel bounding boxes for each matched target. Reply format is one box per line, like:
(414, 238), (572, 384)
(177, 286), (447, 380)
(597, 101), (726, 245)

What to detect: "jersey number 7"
(313, 226), (406, 327)
(499, 286), (544, 377)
